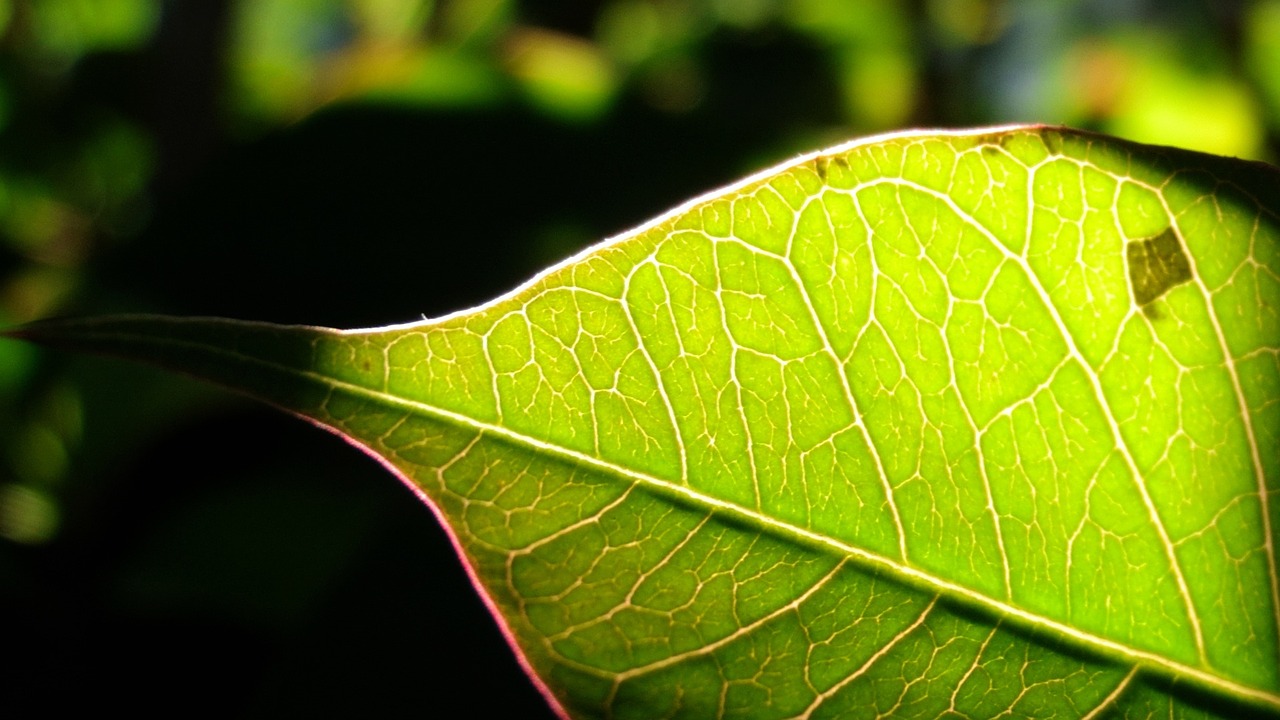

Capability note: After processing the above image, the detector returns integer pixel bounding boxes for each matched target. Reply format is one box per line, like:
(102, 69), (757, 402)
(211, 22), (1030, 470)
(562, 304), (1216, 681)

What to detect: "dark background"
(1, 1), (1277, 715)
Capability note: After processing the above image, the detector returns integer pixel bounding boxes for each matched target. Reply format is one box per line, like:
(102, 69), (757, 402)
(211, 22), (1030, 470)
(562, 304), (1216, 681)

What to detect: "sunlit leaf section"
(21, 127), (1279, 718)
(336, 127), (1279, 716)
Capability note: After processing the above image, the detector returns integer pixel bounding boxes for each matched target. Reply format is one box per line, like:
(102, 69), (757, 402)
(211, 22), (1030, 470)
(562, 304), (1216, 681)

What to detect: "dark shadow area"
(6, 396), (557, 717)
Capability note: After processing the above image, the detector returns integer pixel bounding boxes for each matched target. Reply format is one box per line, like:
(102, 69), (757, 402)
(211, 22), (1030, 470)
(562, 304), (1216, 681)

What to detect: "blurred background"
(1, 0), (1277, 714)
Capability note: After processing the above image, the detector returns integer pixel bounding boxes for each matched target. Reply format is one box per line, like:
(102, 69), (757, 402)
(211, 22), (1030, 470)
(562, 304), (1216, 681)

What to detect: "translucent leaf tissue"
(10, 126), (1280, 719)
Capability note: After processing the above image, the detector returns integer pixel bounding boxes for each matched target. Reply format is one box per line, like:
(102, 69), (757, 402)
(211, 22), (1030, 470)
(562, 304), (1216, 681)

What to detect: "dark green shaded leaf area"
(15, 127), (1280, 719)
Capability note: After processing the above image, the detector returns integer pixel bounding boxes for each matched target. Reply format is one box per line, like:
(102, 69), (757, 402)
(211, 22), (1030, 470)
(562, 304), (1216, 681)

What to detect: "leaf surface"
(15, 126), (1280, 719)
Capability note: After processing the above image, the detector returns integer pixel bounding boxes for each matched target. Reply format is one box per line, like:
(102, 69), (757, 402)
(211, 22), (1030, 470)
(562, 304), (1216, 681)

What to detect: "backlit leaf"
(12, 126), (1280, 718)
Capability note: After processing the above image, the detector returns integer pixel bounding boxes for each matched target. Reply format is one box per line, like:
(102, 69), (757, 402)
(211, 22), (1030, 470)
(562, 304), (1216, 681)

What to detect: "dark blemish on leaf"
(813, 155), (848, 182)
(362, 359), (372, 372)
(1126, 227), (1193, 316)
(814, 156), (829, 181)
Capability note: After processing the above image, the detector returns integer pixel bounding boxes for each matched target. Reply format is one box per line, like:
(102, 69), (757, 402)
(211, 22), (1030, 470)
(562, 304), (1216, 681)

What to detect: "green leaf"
(12, 126), (1280, 718)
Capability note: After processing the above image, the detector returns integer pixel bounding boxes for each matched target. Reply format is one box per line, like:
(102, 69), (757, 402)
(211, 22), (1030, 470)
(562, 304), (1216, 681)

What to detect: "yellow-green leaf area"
(18, 127), (1280, 718)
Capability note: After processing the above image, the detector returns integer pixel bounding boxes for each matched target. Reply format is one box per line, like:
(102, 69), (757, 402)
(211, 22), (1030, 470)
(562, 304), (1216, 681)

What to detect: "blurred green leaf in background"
(1, 0), (1278, 714)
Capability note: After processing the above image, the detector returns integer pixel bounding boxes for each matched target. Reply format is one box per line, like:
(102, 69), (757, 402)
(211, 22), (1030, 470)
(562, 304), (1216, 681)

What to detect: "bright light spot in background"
(838, 48), (915, 130)
(0, 384), (82, 545)
(350, 0), (430, 43)
(437, 0), (512, 45)
(352, 48), (506, 108)
(1066, 36), (1264, 160)
(786, 0), (919, 130)
(0, 484), (59, 544)
(28, 0), (159, 62)
(328, 0), (508, 110)
(227, 0), (520, 125)
(597, 0), (706, 115)
(503, 28), (618, 122)
(1245, 0), (1280, 132)
(597, 1), (662, 65)
(230, 0), (351, 123)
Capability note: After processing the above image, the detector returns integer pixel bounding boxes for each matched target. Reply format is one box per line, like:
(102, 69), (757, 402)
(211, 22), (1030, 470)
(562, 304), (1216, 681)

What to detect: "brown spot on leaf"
(812, 155), (848, 182)
(1127, 227), (1193, 313)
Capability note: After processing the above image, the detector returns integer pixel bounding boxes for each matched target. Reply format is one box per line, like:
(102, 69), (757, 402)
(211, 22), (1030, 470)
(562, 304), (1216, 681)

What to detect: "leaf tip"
(0, 316), (103, 347)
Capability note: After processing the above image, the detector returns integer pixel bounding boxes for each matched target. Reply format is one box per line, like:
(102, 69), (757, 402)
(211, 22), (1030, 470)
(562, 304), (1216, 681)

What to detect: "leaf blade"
(13, 126), (1280, 718)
